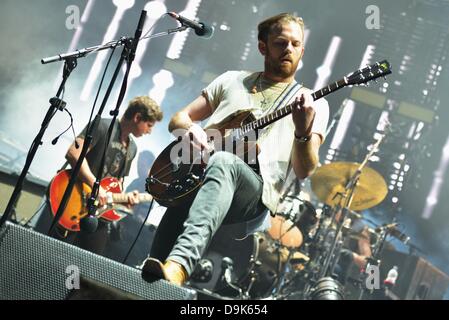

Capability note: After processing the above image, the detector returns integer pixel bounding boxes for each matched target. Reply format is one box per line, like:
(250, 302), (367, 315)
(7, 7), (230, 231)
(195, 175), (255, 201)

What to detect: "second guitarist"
(34, 96), (163, 257)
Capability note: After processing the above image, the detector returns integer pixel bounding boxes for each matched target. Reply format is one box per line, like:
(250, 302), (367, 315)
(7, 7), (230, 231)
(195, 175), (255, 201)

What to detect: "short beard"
(264, 47), (298, 79)
(265, 59), (297, 79)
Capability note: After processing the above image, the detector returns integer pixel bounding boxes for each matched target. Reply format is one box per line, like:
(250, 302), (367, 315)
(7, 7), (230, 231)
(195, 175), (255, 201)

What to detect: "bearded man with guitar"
(34, 96), (162, 256)
(142, 13), (330, 286)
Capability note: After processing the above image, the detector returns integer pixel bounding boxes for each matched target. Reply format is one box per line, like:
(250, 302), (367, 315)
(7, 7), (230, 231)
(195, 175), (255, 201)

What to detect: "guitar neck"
(240, 77), (348, 134)
(112, 193), (153, 203)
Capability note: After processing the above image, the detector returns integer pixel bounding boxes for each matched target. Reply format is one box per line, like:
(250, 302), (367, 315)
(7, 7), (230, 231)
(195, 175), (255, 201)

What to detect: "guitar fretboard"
(112, 194), (153, 203)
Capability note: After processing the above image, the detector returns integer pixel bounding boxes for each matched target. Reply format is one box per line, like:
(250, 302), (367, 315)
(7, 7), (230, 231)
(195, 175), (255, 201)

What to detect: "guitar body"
(147, 111), (259, 207)
(48, 170), (127, 232)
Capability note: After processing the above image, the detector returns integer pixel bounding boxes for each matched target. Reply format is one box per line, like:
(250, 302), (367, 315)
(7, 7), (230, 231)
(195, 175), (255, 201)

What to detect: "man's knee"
(207, 151), (238, 168)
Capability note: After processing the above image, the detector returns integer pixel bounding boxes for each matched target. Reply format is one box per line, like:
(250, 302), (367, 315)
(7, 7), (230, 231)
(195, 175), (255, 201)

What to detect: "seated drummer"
(335, 212), (373, 284)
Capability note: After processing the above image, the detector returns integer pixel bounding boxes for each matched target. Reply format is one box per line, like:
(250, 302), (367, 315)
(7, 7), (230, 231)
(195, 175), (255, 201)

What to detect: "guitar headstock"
(347, 60), (392, 86)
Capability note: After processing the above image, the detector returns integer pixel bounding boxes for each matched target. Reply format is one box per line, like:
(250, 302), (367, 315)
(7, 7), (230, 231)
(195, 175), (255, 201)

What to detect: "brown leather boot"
(141, 258), (188, 286)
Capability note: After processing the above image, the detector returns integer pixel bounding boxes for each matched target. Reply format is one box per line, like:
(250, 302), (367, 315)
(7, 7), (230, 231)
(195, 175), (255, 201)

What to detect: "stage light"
(81, 0), (136, 101)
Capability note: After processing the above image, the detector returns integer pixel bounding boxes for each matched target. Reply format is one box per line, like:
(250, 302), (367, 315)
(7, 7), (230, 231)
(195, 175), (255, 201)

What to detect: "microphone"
(129, 10), (146, 63)
(51, 136), (79, 149)
(389, 227), (410, 244)
(375, 222), (398, 232)
(79, 214), (98, 233)
(168, 12), (214, 38)
(376, 223), (410, 244)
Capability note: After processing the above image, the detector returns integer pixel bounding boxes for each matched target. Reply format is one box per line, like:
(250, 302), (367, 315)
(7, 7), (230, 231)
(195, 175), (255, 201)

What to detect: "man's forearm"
(66, 155), (96, 188)
(291, 134), (320, 179)
(65, 138), (96, 188)
(168, 111), (194, 133)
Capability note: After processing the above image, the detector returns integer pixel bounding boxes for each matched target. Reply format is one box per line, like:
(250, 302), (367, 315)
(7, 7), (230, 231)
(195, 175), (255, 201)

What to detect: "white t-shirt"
(202, 70), (329, 213)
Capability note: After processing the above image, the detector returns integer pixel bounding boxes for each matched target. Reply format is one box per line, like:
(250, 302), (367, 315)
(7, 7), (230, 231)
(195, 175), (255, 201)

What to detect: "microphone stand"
(47, 13), (190, 235)
(0, 57), (77, 228)
(40, 25), (189, 65)
(48, 10), (147, 235)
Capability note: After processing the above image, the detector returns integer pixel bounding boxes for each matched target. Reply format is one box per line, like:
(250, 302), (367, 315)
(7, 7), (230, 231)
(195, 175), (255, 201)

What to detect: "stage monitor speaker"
(0, 222), (196, 300)
(0, 169), (47, 224)
(380, 249), (449, 300)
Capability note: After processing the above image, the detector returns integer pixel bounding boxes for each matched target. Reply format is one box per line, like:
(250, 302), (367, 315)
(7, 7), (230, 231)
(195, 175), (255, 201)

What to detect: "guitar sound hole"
(70, 215), (77, 221)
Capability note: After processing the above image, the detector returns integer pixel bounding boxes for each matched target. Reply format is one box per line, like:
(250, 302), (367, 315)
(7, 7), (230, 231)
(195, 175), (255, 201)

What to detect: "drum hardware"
(190, 169), (393, 302)
(297, 132), (389, 300)
(353, 220), (413, 300)
(190, 258), (214, 283)
(309, 277), (345, 300)
(268, 248), (296, 299)
(241, 255), (261, 299)
(219, 257), (247, 299)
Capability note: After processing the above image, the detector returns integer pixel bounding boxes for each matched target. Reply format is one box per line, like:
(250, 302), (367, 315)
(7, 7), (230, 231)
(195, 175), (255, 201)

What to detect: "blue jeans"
(150, 151), (265, 274)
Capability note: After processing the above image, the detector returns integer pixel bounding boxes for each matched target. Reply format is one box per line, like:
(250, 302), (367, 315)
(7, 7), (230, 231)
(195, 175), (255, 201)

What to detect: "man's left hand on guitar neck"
(125, 190), (140, 208)
(292, 93), (316, 139)
(291, 93), (321, 180)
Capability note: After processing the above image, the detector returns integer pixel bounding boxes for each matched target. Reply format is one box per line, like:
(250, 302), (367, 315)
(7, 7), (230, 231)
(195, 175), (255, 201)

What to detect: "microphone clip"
(87, 181), (100, 216)
(49, 97), (67, 111)
(81, 182), (100, 233)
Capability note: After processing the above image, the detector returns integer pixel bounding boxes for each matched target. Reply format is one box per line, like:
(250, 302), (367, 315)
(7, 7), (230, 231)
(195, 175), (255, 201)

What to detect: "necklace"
(253, 72), (291, 112)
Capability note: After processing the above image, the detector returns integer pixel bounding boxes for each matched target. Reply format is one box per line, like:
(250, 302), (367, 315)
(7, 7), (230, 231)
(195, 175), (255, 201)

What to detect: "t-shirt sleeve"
(77, 119), (109, 148)
(201, 71), (233, 112)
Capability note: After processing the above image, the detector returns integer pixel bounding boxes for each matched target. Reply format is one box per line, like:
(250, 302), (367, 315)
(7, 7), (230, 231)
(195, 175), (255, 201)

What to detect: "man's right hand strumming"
(97, 185), (108, 207)
(182, 123), (211, 152)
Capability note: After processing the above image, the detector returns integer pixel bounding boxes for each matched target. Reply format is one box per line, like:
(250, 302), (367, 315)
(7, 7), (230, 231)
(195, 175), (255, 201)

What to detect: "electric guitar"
(48, 169), (153, 232)
(146, 60), (392, 207)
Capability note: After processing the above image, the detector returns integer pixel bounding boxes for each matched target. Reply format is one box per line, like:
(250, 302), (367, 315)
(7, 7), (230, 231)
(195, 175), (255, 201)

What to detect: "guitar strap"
(258, 82), (302, 140)
(265, 82), (303, 217)
(262, 81), (302, 116)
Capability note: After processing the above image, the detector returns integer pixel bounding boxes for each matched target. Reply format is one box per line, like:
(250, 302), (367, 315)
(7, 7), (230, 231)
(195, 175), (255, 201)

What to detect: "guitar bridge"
(166, 173), (202, 197)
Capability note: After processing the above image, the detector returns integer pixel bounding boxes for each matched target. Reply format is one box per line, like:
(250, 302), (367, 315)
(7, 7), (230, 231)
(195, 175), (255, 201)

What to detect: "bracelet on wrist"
(294, 132), (312, 142)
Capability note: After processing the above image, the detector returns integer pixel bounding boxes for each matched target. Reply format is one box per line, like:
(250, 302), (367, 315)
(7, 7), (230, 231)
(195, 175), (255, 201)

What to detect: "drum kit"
(189, 136), (412, 300)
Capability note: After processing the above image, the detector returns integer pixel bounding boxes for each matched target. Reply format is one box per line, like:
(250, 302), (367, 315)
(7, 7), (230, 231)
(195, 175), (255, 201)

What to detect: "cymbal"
(310, 162), (388, 211)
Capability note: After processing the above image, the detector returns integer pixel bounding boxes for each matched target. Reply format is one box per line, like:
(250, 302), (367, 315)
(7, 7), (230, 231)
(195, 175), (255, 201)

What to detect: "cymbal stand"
(297, 206), (336, 299)
(240, 253), (260, 299)
(270, 247), (295, 299)
(355, 226), (388, 300)
(317, 133), (387, 282)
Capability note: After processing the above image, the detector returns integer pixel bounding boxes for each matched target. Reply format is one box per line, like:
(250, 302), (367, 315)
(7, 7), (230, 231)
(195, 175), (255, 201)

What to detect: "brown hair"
(258, 13), (304, 43)
(123, 96), (163, 122)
